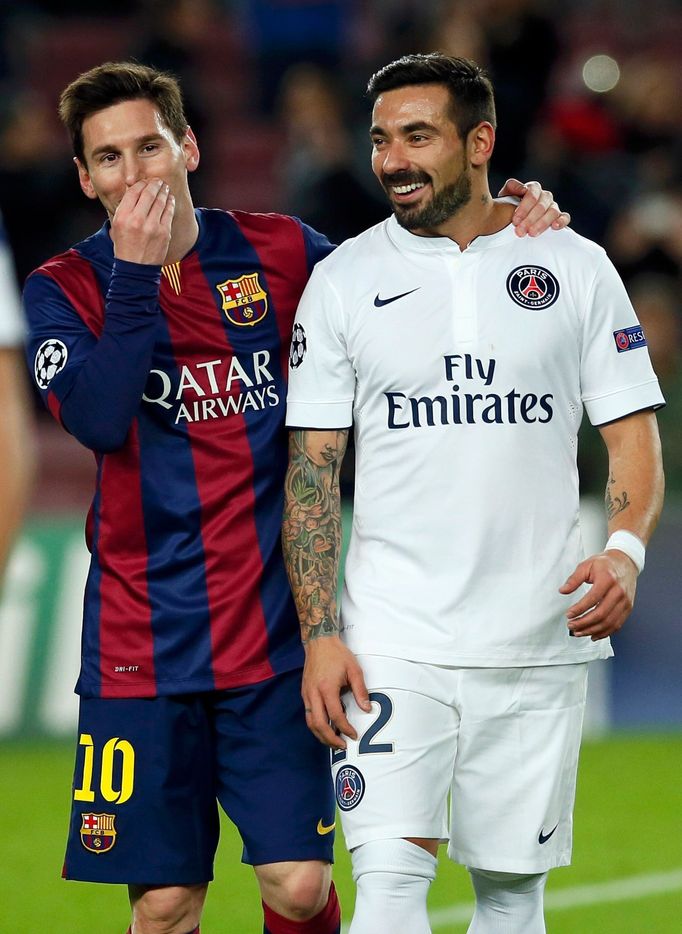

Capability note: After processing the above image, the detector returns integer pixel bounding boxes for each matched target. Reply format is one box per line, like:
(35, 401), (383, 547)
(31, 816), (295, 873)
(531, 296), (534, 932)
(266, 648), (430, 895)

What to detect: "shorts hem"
(243, 847), (335, 867)
(340, 825), (447, 852)
(63, 868), (215, 885)
(448, 846), (572, 873)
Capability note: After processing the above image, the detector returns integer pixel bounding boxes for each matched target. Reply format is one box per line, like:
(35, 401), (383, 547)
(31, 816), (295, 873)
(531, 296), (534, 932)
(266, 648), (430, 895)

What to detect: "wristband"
(604, 530), (646, 573)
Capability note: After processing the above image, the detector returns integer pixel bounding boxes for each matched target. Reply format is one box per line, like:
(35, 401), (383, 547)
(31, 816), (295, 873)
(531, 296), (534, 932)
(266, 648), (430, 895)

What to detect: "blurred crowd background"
(0, 0), (681, 505)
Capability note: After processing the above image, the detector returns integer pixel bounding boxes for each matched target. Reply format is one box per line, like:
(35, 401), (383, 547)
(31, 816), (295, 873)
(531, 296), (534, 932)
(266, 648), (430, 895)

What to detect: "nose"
(123, 155), (143, 187)
(381, 141), (410, 176)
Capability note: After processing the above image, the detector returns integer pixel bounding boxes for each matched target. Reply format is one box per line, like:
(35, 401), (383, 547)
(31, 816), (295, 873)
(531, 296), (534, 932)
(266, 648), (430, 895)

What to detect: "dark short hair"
(367, 53), (496, 141)
(59, 61), (188, 164)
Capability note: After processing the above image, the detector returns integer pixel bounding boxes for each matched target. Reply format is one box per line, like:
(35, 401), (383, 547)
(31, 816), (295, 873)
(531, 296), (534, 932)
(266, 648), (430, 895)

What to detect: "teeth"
(393, 182), (424, 194)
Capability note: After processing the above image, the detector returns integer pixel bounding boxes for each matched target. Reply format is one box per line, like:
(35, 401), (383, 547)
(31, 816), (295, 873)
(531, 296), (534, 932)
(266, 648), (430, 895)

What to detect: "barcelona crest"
(217, 273), (268, 326)
(80, 812), (117, 854)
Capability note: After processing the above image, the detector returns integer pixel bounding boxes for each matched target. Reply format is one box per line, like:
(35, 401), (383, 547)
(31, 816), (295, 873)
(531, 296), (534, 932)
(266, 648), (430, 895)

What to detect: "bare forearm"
(282, 428), (348, 643)
(0, 350), (36, 575)
(600, 410), (664, 544)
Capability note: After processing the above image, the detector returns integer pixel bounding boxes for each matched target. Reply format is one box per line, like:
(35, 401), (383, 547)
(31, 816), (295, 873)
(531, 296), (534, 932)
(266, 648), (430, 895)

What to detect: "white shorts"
(332, 655), (588, 873)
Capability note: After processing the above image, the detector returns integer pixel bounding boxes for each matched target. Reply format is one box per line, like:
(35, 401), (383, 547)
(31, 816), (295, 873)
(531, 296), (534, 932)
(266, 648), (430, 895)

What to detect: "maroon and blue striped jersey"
(24, 208), (335, 698)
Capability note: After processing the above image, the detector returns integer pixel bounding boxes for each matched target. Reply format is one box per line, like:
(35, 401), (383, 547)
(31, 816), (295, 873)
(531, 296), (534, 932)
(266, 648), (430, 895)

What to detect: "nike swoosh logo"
(538, 823), (559, 845)
(374, 288), (420, 307)
(317, 819), (336, 836)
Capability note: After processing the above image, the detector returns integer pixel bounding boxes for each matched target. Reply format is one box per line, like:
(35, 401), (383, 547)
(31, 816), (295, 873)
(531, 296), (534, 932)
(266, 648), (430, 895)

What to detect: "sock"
(467, 869), (547, 933)
(349, 839), (437, 934)
(263, 882), (340, 934)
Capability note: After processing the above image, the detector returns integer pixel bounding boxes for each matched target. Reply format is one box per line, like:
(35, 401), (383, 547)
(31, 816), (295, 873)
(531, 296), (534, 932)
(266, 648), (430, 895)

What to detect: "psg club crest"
(506, 266), (560, 310)
(335, 765), (365, 811)
(216, 273), (268, 326)
(80, 813), (117, 854)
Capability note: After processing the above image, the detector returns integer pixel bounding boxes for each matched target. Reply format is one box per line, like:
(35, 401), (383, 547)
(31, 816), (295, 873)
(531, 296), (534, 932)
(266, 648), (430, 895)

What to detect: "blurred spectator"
(241, 0), (352, 113)
(0, 211), (35, 581)
(431, 0), (560, 179)
(130, 0), (216, 141)
(0, 90), (96, 284)
(275, 62), (387, 242)
(607, 188), (682, 284)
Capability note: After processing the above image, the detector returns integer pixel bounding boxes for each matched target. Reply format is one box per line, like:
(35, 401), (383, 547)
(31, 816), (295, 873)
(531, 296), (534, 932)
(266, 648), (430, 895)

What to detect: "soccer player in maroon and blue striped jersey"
(23, 61), (567, 934)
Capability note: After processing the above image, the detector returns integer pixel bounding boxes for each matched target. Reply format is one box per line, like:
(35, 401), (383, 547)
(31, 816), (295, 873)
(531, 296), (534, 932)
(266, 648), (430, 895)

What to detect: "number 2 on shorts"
(333, 691), (394, 764)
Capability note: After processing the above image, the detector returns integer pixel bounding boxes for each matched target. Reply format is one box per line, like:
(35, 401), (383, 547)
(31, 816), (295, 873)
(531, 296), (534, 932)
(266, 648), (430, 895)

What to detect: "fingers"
(552, 210), (571, 230)
(304, 688), (354, 749)
(559, 559), (590, 595)
(562, 555), (635, 640)
(566, 588), (631, 640)
(112, 178), (174, 264)
(507, 180), (568, 237)
(304, 694), (347, 749)
(348, 663), (372, 714)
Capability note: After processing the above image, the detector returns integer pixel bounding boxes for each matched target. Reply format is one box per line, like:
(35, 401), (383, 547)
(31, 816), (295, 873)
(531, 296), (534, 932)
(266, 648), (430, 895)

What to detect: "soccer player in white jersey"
(282, 54), (665, 934)
(0, 212), (34, 580)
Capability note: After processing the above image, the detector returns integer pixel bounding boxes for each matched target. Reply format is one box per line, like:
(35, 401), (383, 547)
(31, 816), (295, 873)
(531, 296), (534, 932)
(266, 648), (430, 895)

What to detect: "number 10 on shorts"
(73, 733), (135, 805)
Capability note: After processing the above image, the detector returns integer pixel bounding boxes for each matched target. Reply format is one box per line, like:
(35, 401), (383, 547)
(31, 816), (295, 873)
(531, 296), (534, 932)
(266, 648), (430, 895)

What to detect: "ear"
(468, 122), (495, 167)
(183, 126), (200, 173)
(75, 157), (98, 200)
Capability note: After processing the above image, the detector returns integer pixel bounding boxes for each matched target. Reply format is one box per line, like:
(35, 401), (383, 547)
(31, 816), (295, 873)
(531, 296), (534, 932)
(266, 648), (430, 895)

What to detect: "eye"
(99, 152), (118, 164)
(371, 137), (386, 149)
(142, 143), (159, 154)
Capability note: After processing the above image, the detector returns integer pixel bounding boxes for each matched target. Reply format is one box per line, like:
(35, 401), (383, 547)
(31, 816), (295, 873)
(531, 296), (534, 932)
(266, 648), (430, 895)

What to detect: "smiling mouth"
(393, 181), (425, 194)
(388, 180), (431, 206)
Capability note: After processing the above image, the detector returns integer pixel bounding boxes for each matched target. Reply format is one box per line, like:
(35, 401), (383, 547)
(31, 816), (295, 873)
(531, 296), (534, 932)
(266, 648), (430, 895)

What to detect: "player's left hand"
(499, 178), (570, 237)
(559, 550), (638, 640)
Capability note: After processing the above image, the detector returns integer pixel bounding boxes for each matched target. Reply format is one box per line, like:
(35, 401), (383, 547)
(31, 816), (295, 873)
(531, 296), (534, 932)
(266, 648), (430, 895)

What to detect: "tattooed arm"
(283, 428), (370, 748)
(560, 410), (664, 640)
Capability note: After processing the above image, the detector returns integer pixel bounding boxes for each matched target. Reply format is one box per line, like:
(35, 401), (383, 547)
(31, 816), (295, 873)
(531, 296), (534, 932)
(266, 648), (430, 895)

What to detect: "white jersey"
(286, 216), (664, 666)
(0, 217), (23, 347)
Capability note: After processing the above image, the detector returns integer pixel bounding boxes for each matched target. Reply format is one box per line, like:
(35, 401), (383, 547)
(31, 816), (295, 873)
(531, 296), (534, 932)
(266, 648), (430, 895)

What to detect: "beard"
(385, 168), (472, 231)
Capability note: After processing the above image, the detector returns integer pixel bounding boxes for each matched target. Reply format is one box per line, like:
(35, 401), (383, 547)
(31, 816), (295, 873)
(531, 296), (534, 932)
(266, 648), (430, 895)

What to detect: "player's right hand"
(302, 635), (371, 749)
(111, 178), (175, 265)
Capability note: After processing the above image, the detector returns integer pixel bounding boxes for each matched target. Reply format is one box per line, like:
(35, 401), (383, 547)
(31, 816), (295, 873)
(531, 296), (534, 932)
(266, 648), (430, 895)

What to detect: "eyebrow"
(89, 133), (165, 159)
(370, 120), (439, 137)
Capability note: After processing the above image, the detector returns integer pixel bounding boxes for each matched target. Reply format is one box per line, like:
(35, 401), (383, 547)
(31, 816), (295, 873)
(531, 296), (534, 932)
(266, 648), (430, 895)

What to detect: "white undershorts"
(332, 655), (588, 873)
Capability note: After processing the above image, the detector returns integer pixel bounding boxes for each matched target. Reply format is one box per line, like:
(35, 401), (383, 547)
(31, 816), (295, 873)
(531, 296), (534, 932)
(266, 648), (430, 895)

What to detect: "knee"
(468, 866), (548, 908)
(469, 868), (547, 893)
(129, 884), (206, 934)
(257, 860), (331, 921)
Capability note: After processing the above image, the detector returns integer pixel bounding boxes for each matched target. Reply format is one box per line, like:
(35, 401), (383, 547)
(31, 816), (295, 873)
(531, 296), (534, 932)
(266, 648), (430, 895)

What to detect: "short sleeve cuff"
(584, 380), (665, 426)
(285, 399), (353, 428)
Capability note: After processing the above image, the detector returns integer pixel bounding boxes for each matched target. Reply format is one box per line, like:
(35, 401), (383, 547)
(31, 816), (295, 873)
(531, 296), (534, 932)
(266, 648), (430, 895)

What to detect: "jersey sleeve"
(579, 250), (665, 425)
(296, 219), (336, 273)
(285, 263), (354, 428)
(23, 259), (161, 451)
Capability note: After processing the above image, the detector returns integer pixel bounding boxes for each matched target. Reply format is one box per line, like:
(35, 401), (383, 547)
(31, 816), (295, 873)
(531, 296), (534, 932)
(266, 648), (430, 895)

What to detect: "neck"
(413, 185), (514, 250)
(164, 202), (199, 264)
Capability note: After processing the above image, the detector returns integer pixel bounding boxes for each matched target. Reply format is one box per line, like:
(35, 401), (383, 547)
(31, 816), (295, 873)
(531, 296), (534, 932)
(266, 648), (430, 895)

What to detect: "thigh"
(64, 695), (219, 884)
(213, 667), (335, 866)
(448, 664), (588, 874)
(332, 655), (458, 851)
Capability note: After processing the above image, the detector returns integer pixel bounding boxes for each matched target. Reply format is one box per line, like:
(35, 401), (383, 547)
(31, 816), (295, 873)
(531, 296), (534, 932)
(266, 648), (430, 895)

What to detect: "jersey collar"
(386, 213), (518, 255)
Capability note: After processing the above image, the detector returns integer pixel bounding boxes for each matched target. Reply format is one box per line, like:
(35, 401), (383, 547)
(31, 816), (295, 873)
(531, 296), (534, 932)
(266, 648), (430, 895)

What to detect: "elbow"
(65, 418), (130, 453)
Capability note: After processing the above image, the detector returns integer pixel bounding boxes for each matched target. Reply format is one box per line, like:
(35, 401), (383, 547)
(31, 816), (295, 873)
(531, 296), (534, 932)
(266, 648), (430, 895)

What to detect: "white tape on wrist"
(605, 530), (646, 573)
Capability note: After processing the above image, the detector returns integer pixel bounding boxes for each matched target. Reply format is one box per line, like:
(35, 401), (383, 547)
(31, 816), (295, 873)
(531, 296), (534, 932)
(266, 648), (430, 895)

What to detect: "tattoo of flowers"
(283, 433), (343, 642)
(606, 472), (630, 519)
